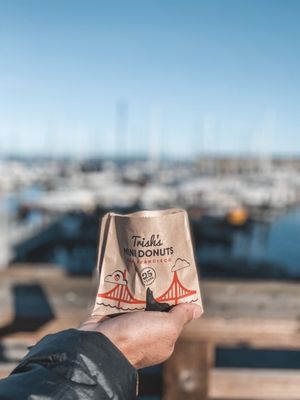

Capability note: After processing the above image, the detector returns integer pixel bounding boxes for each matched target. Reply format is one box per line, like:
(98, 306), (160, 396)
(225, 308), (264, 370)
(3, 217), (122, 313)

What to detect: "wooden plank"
(210, 368), (300, 399)
(0, 265), (93, 341)
(182, 318), (300, 349)
(201, 280), (300, 320)
(163, 340), (214, 400)
(140, 367), (300, 399)
(181, 279), (300, 348)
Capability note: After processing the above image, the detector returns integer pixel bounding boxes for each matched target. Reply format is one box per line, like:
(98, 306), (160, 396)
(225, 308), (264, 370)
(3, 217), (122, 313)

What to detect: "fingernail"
(193, 306), (202, 319)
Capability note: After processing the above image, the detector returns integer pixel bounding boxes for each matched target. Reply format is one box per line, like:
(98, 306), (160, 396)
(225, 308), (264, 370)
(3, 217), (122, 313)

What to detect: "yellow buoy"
(227, 207), (248, 226)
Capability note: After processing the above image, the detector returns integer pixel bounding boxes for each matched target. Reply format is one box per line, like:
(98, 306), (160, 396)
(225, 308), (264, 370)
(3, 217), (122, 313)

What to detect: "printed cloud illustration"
(104, 270), (127, 286)
(171, 258), (190, 272)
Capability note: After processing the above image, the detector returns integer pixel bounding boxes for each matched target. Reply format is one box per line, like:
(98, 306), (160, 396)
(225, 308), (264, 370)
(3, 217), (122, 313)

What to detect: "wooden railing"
(1, 266), (300, 399)
(163, 280), (300, 399)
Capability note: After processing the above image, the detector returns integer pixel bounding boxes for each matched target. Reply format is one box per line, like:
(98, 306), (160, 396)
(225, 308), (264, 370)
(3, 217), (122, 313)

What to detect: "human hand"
(79, 304), (202, 369)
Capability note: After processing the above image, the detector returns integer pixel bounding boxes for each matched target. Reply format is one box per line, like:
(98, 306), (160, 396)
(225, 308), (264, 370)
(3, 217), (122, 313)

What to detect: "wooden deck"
(1, 265), (300, 399)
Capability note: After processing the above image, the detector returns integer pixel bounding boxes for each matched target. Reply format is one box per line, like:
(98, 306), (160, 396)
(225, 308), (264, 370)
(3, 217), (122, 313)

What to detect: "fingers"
(169, 303), (203, 329)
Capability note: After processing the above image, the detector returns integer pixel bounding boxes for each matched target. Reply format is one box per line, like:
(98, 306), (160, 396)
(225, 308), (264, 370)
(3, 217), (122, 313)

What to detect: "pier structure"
(1, 265), (300, 399)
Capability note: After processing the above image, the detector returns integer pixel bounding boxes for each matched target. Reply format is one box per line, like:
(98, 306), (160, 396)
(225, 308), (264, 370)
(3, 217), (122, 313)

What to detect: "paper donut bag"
(92, 208), (203, 316)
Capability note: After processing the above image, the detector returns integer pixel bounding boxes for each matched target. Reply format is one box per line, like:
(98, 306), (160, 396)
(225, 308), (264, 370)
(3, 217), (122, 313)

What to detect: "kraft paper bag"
(92, 209), (203, 316)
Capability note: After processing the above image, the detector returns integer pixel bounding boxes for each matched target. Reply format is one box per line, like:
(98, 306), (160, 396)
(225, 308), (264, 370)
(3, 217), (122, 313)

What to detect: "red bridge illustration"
(156, 271), (197, 305)
(98, 268), (197, 308)
(98, 270), (145, 307)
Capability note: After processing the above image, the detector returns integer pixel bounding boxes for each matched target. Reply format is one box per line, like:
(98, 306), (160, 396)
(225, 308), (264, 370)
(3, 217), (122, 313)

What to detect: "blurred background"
(1, 0), (300, 398)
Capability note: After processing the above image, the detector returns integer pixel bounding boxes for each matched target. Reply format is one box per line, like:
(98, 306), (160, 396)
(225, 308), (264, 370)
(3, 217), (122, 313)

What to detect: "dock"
(1, 265), (300, 399)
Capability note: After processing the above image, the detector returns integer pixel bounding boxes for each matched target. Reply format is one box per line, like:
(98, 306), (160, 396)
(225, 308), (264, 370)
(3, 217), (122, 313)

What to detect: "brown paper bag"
(92, 208), (203, 316)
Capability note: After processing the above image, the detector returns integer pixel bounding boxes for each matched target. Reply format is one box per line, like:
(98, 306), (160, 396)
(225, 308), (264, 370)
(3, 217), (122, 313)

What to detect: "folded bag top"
(92, 208), (203, 316)
(111, 208), (183, 218)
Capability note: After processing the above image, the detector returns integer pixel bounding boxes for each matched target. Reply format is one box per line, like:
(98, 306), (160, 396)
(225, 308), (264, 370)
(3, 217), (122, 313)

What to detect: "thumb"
(169, 303), (203, 329)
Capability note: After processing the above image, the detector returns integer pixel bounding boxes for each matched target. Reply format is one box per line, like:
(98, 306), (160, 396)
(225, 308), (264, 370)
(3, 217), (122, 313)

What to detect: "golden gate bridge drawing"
(97, 270), (145, 308)
(156, 270), (197, 305)
(97, 258), (197, 310)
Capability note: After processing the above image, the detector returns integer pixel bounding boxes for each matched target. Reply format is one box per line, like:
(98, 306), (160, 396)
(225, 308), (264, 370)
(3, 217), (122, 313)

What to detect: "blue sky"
(0, 0), (300, 157)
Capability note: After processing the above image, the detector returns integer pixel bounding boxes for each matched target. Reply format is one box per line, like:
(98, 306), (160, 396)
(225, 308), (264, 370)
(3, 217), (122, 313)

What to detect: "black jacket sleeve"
(0, 329), (137, 400)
